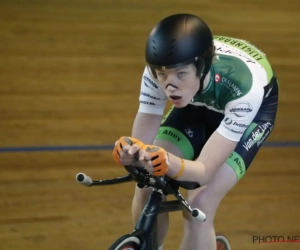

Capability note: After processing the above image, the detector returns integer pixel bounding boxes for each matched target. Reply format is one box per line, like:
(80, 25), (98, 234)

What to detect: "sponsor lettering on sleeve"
(229, 102), (253, 117)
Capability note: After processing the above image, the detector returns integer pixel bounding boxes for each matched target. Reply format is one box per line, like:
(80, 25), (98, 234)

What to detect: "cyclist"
(113, 13), (279, 250)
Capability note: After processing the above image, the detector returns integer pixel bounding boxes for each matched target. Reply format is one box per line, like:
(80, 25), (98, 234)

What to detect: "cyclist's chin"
(172, 98), (190, 108)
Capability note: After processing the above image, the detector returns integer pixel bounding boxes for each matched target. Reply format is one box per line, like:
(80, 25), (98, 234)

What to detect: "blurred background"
(0, 0), (299, 249)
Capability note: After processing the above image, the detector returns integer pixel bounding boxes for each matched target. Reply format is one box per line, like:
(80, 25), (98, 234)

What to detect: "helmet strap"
(198, 76), (205, 94)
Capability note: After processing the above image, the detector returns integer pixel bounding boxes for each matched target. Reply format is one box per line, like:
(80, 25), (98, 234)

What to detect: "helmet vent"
(153, 53), (158, 57)
(168, 40), (176, 56)
(152, 46), (156, 50)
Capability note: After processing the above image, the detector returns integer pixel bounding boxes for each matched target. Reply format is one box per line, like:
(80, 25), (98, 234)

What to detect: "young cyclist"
(112, 13), (279, 250)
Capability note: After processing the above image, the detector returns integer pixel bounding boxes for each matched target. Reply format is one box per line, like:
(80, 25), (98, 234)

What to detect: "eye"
(157, 72), (165, 77)
(177, 71), (187, 77)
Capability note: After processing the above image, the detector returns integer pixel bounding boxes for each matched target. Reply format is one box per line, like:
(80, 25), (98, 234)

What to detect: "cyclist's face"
(155, 64), (200, 108)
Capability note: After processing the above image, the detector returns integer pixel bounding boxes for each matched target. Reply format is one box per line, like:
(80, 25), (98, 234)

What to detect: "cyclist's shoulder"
(213, 36), (265, 72)
(213, 35), (266, 59)
(138, 66), (167, 115)
(140, 66), (166, 97)
(141, 66), (159, 89)
(213, 35), (274, 82)
(211, 56), (257, 101)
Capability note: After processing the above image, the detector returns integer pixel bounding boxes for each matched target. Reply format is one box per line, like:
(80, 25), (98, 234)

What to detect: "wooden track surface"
(0, 0), (299, 249)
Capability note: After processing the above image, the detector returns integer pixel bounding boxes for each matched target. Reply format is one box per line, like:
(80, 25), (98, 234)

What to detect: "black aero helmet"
(145, 13), (214, 83)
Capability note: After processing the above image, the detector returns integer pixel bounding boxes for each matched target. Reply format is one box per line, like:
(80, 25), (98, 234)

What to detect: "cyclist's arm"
(131, 67), (167, 166)
(167, 131), (237, 184)
(133, 66), (167, 142)
(167, 85), (264, 185)
(131, 112), (163, 144)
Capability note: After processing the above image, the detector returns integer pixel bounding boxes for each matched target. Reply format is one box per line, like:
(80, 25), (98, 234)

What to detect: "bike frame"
(76, 165), (206, 250)
(130, 188), (184, 250)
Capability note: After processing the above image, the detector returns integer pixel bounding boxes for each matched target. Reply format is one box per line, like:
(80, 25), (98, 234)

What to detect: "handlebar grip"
(191, 208), (206, 222)
(76, 173), (93, 187)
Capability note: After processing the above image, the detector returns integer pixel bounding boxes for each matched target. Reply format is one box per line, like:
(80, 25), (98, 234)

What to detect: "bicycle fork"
(131, 189), (163, 250)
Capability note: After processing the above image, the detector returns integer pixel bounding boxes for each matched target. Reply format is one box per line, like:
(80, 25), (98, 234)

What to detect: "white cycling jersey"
(137, 36), (274, 142)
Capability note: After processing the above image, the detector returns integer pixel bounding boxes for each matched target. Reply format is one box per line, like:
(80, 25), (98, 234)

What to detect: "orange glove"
(112, 136), (145, 165)
(142, 145), (169, 176)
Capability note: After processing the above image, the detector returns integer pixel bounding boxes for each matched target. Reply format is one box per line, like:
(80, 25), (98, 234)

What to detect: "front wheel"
(117, 242), (140, 250)
(109, 235), (141, 250)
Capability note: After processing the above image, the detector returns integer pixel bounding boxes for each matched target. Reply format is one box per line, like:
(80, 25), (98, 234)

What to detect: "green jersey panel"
(192, 54), (253, 111)
(213, 35), (273, 82)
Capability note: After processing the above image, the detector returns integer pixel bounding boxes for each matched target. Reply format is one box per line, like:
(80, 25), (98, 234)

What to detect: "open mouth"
(169, 95), (181, 100)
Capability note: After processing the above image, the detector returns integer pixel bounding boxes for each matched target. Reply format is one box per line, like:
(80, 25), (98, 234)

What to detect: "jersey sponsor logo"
(256, 124), (273, 147)
(185, 128), (193, 138)
(232, 155), (245, 177)
(158, 129), (182, 142)
(229, 102), (253, 117)
(141, 91), (161, 100)
(143, 75), (167, 99)
(224, 117), (248, 128)
(221, 77), (243, 96)
(143, 75), (158, 89)
(140, 100), (155, 105)
(232, 122), (249, 128)
(214, 36), (264, 61)
(242, 122), (273, 151)
(226, 151), (246, 181)
(224, 117), (232, 125)
(224, 125), (244, 134)
(215, 74), (221, 83)
(216, 47), (256, 64)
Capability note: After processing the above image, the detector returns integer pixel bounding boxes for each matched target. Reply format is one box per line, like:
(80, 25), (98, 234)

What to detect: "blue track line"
(0, 141), (299, 153)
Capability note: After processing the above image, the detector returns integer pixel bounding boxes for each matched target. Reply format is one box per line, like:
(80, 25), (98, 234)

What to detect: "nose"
(166, 83), (178, 92)
(165, 75), (178, 91)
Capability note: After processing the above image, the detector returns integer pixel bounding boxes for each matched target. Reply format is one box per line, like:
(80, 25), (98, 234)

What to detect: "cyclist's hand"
(142, 145), (169, 176)
(112, 136), (145, 166)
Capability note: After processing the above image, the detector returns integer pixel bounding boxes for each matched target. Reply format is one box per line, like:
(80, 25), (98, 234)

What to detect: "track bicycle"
(76, 165), (206, 250)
